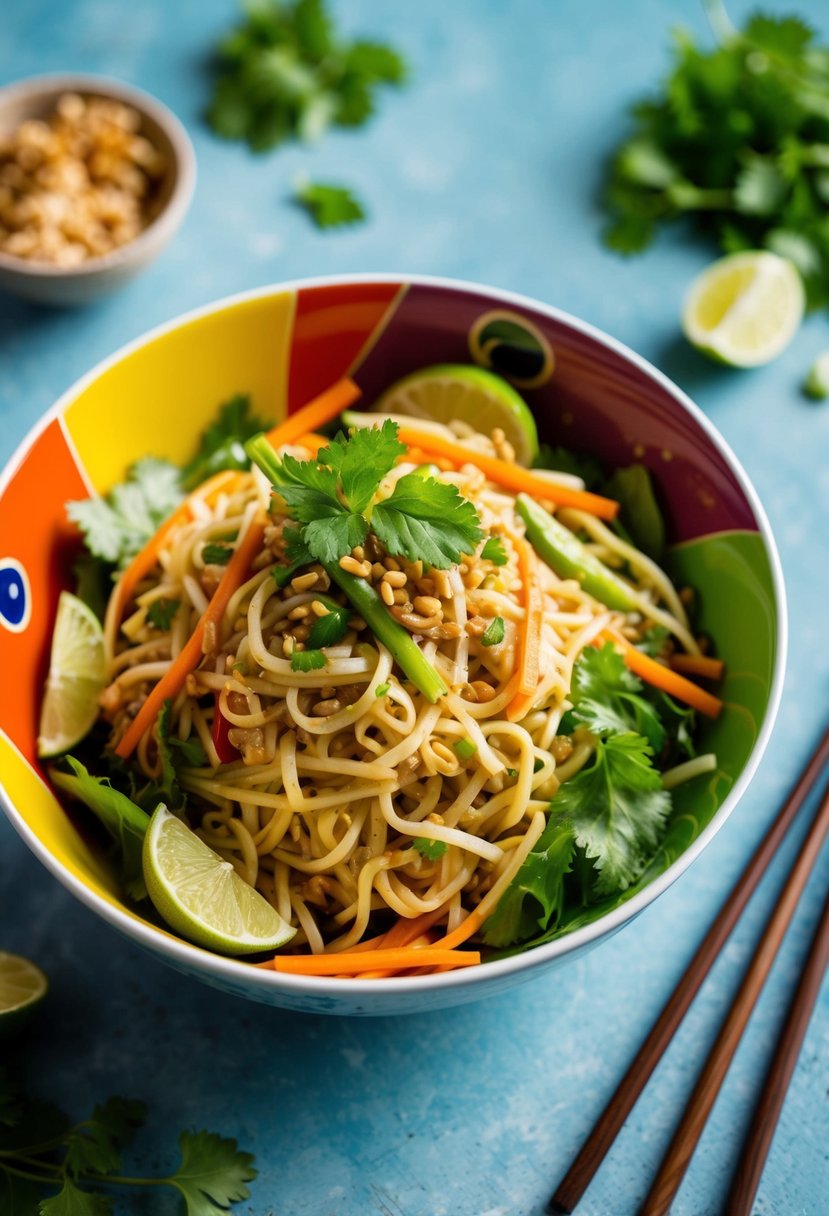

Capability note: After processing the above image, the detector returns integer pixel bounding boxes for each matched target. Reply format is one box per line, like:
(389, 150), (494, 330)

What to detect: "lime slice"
(143, 807), (296, 956)
(375, 363), (539, 464)
(0, 952), (48, 1039)
(37, 591), (106, 758)
(682, 251), (804, 368)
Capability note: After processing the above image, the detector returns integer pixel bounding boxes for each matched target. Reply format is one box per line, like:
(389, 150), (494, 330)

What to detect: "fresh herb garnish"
(202, 542), (234, 566)
(67, 459), (183, 569)
(0, 1065), (256, 1215)
(182, 394), (267, 491)
(481, 536), (508, 566)
(568, 643), (666, 752)
(603, 5), (829, 308)
(207, 0), (406, 152)
(480, 616), (505, 647)
(483, 819), (574, 947)
(146, 598), (180, 631)
(295, 179), (366, 229)
(291, 648), (327, 671)
(375, 682), (391, 697)
(158, 700), (209, 804)
(306, 600), (350, 649)
(413, 837), (448, 860)
(250, 421), (484, 569)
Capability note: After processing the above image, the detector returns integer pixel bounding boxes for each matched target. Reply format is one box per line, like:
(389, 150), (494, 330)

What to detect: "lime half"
(0, 952), (48, 1039)
(682, 251), (804, 368)
(143, 807), (295, 956)
(375, 363), (539, 464)
(38, 591), (106, 758)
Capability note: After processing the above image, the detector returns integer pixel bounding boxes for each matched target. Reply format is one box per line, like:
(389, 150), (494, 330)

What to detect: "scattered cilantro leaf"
(554, 733), (671, 896)
(202, 543), (233, 566)
(375, 682), (390, 697)
(207, 0), (406, 155)
(64, 1098), (145, 1178)
(483, 820), (575, 947)
(295, 180), (366, 229)
(320, 420), (405, 513)
(569, 643), (665, 752)
(146, 598), (180, 631)
(291, 648), (327, 671)
(480, 616), (505, 647)
(182, 395), (267, 492)
(413, 837), (448, 860)
(637, 624), (670, 659)
(481, 536), (508, 565)
(306, 602), (350, 649)
(166, 1129), (256, 1216)
(371, 472), (485, 569)
(67, 459), (183, 569)
(39, 1178), (113, 1215)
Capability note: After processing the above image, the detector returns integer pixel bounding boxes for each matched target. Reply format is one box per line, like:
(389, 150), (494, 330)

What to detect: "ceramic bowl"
(0, 275), (786, 1015)
(0, 74), (196, 306)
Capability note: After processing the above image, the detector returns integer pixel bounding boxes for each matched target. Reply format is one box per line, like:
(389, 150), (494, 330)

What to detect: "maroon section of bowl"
(352, 282), (759, 543)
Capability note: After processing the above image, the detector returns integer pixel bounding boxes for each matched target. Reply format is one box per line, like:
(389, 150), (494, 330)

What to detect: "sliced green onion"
(453, 738), (477, 761)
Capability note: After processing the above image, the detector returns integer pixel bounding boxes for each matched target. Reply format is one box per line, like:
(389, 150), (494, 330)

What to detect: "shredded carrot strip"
(605, 631), (723, 718)
(434, 910), (485, 951)
(264, 378), (361, 449)
(379, 907), (449, 948)
(115, 514), (268, 758)
(397, 446), (457, 471)
(669, 654), (725, 680)
(507, 535), (544, 722)
(270, 948), (480, 976)
(395, 426), (619, 519)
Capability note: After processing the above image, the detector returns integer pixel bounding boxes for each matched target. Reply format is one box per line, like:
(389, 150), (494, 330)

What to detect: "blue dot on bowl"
(0, 562), (28, 630)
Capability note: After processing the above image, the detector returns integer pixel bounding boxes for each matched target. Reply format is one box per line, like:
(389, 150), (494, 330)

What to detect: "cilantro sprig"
(67, 459), (183, 570)
(295, 180), (366, 229)
(251, 421), (485, 570)
(603, 5), (829, 308)
(0, 1065), (256, 1215)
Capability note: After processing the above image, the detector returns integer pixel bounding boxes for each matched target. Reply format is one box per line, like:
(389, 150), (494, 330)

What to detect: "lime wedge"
(0, 952), (48, 1039)
(38, 591), (106, 758)
(375, 363), (539, 464)
(682, 251), (804, 368)
(143, 807), (296, 956)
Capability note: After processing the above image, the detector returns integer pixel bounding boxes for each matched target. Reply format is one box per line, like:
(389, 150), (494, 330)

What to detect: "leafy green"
(207, 0), (406, 153)
(202, 543), (233, 566)
(48, 758), (150, 901)
(483, 820), (575, 947)
(63, 1098), (145, 1177)
(603, 7), (829, 308)
(371, 473), (485, 569)
(320, 421), (406, 512)
(146, 598), (180, 631)
(413, 837), (447, 860)
(182, 395), (267, 492)
(569, 643), (665, 752)
(480, 536), (508, 566)
(156, 701), (208, 805)
(167, 1129), (256, 1216)
(291, 648), (327, 671)
(306, 601), (350, 649)
(39, 1179), (112, 1215)
(554, 734), (671, 896)
(375, 681), (390, 697)
(295, 180), (366, 228)
(67, 459), (183, 569)
(480, 616), (505, 647)
(604, 464), (666, 561)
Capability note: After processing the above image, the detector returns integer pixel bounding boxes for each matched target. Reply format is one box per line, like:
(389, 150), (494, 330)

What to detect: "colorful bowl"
(0, 276), (786, 1016)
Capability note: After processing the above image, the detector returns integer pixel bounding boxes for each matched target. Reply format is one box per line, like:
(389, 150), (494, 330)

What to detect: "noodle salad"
(43, 370), (724, 977)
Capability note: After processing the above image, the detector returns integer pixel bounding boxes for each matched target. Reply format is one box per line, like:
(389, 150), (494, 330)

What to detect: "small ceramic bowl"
(0, 74), (196, 306)
(0, 275), (786, 1015)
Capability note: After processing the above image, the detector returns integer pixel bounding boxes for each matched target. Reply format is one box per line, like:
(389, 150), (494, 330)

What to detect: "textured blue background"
(1, 2), (828, 1213)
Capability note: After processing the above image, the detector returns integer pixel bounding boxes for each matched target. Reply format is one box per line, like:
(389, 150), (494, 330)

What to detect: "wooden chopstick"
(639, 779), (829, 1215)
(726, 887), (829, 1216)
(550, 724), (829, 1215)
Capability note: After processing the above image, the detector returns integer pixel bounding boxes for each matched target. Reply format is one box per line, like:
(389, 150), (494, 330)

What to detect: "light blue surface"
(1, 2), (828, 1213)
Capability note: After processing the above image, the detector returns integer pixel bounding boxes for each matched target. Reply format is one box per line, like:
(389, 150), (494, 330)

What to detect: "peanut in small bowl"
(0, 74), (196, 306)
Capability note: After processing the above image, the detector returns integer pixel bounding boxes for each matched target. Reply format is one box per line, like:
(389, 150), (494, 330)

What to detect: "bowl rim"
(0, 72), (196, 279)
(0, 272), (788, 999)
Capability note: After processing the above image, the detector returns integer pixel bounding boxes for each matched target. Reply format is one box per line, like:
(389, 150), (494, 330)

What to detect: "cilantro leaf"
(291, 648), (326, 671)
(306, 602), (349, 649)
(637, 624), (670, 659)
(64, 1098), (145, 1178)
(483, 820), (574, 947)
(49, 758), (150, 901)
(295, 180), (366, 229)
(481, 536), (508, 566)
(166, 1129), (256, 1216)
(304, 513), (368, 564)
(481, 616), (505, 647)
(554, 734), (671, 896)
(39, 1179), (112, 1215)
(413, 837), (447, 860)
(182, 395), (267, 491)
(569, 644), (665, 752)
(320, 421), (405, 513)
(371, 473), (485, 569)
(272, 454), (367, 562)
(345, 41), (407, 84)
(201, 543), (233, 566)
(67, 459), (183, 569)
(146, 598), (180, 631)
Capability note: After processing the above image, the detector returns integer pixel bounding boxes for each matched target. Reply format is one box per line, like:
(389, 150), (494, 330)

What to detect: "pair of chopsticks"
(550, 725), (829, 1216)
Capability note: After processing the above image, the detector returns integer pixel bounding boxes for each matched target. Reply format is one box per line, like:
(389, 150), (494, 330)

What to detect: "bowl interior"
(0, 278), (782, 990)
